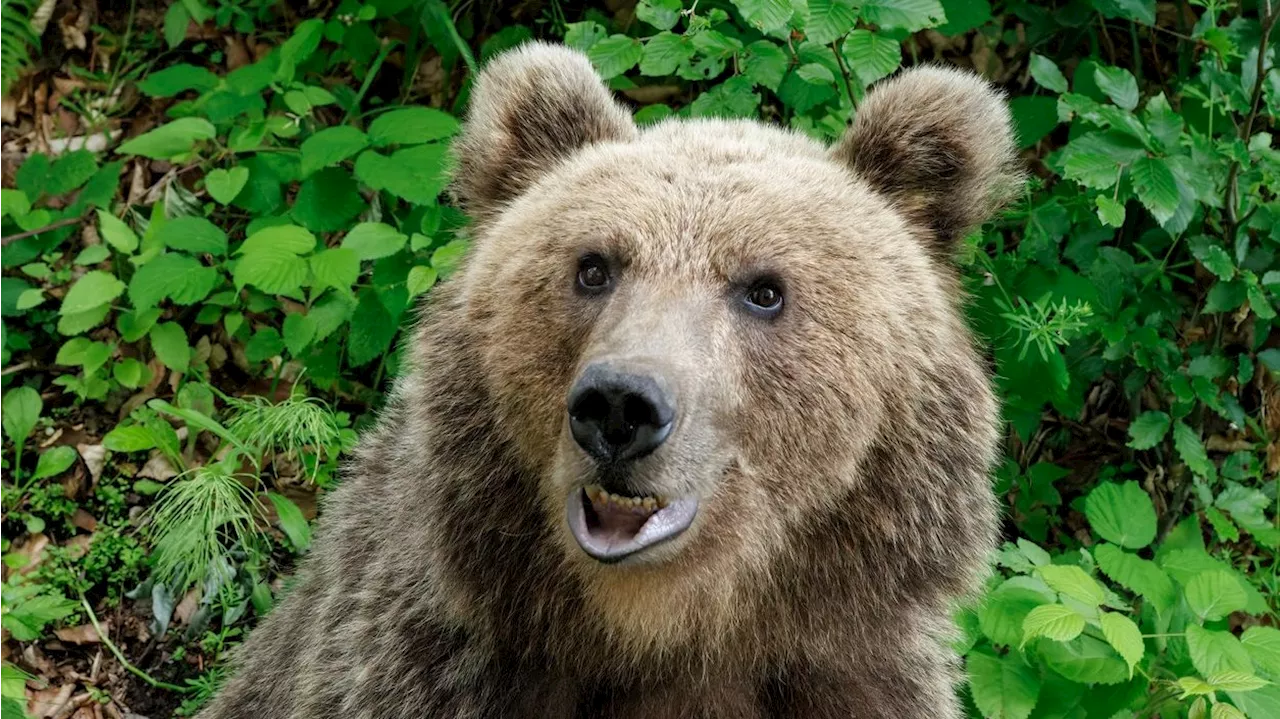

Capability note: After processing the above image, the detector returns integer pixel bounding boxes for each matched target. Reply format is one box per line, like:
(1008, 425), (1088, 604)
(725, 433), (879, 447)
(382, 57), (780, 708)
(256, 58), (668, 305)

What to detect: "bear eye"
(744, 280), (784, 317)
(576, 254), (611, 293)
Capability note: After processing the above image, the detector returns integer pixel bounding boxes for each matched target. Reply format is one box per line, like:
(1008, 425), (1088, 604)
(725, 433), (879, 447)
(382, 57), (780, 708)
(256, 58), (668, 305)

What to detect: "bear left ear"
(830, 66), (1022, 258)
(452, 42), (637, 224)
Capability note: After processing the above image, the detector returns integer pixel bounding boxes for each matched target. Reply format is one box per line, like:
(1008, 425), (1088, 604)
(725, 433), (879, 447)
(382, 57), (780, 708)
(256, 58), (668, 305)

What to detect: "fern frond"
(1, 0), (39, 94)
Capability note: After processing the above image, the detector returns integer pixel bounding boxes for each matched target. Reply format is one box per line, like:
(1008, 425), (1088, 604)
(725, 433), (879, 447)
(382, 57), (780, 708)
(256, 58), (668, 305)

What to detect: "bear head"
(442, 42), (1019, 648)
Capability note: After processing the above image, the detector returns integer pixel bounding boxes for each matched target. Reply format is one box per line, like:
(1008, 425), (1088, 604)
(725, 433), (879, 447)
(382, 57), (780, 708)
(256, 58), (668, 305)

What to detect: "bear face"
(447, 43), (1019, 642)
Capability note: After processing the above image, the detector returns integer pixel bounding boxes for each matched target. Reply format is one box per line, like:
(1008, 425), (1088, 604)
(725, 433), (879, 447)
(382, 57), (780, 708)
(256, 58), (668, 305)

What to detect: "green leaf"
(16, 288), (44, 310)
(103, 424), (158, 452)
(1029, 53), (1068, 93)
(245, 327), (284, 363)
(1187, 624), (1253, 677)
(149, 322), (190, 373)
(155, 216), (228, 255)
(1038, 564), (1106, 605)
(32, 446), (78, 481)
(1207, 671), (1267, 692)
(367, 108), (459, 147)
(1085, 481), (1157, 549)
(163, 2), (189, 48)
(843, 30), (902, 87)
(966, 649), (1042, 719)
(1062, 152), (1119, 189)
(129, 253), (218, 310)
(346, 290), (398, 367)
(57, 304), (112, 335)
(587, 35), (643, 79)
(1189, 236), (1235, 281)
(2, 386), (42, 447)
(564, 21), (607, 53)
(1039, 634), (1130, 685)
(640, 31), (694, 77)
(239, 224), (316, 255)
(267, 492), (312, 552)
(805, 0), (860, 46)
(205, 167), (250, 205)
(1173, 421), (1216, 479)
(74, 245), (110, 266)
(1127, 411), (1171, 449)
(1129, 156), (1181, 225)
(936, 0), (990, 34)
(234, 225), (315, 295)
(1022, 603), (1086, 644)
(860, 0), (947, 31)
(309, 248), (360, 293)
(407, 265), (438, 298)
(354, 144), (451, 205)
(1185, 570), (1249, 622)
(1096, 196), (1126, 227)
(113, 357), (149, 388)
(117, 308), (162, 342)
(1010, 96), (1060, 149)
(979, 579), (1051, 647)
(1241, 626), (1280, 676)
(60, 270), (125, 315)
(300, 126), (369, 177)
(341, 222), (408, 261)
(277, 18), (324, 80)
(732, 0), (794, 31)
(117, 118), (217, 160)
(96, 210), (139, 253)
(692, 75), (762, 117)
(636, 0), (682, 30)
(137, 64), (218, 97)
(1094, 65), (1139, 110)
(741, 40), (788, 90)
(1099, 612), (1144, 678)
(282, 312), (316, 356)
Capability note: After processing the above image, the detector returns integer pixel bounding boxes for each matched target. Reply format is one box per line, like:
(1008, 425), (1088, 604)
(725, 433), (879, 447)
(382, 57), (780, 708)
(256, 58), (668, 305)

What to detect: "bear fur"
(198, 43), (1020, 719)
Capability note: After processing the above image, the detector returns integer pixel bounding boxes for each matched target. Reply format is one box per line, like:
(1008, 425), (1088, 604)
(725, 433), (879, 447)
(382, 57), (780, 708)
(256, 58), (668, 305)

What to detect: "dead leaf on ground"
(76, 444), (106, 485)
(54, 623), (102, 645)
(70, 509), (98, 533)
(136, 454), (177, 482)
(27, 682), (74, 719)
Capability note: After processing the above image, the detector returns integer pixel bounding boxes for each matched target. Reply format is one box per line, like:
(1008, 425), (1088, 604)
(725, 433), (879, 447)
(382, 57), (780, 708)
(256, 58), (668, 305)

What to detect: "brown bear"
(198, 42), (1019, 718)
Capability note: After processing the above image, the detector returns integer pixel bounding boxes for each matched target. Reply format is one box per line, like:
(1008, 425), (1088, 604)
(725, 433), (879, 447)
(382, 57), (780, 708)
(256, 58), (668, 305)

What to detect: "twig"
(1, 215), (84, 246)
(831, 42), (858, 112)
(79, 594), (192, 694)
(1223, 0), (1276, 238)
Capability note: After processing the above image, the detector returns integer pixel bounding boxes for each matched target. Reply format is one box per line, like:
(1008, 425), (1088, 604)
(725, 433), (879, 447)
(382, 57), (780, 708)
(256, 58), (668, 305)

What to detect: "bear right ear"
(451, 42), (637, 223)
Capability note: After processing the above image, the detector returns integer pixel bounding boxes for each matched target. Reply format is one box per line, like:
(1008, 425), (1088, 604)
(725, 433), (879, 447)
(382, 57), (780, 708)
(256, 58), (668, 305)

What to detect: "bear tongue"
(586, 496), (651, 541)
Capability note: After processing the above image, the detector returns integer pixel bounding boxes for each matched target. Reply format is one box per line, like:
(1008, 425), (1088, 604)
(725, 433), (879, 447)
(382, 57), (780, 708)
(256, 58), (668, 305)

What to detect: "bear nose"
(568, 364), (675, 464)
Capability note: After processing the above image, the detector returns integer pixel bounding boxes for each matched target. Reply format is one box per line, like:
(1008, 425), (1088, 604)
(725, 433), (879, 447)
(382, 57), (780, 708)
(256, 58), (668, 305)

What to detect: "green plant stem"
(344, 40), (396, 124)
(79, 594), (192, 693)
(1223, 0), (1276, 237)
(831, 41), (858, 111)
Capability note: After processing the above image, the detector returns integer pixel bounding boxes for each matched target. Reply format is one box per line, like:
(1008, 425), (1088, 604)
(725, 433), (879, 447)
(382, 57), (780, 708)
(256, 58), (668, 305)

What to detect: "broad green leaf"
(564, 21), (607, 53)
(1185, 570), (1249, 622)
(346, 290), (398, 367)
(341, 222), (408, 261)
(843, 30), (902, 87)
(692, 75), (762, 117)
(1177, 676), (1217, 698)
(1096, 196), (1126, 227)
(1173, 421), (1216, 479)
(1099, 612), (1144, 677)
(205, 167), (250, 205)
(267, 492), (312, 552)
(354, 144), (451, 205)
(588, 35), (643, 79)
(277, 18), (324, 80)
(1010, 95), (1060, 149)
(102, 424), (158, 452)
(636, 0), (682, 30)
(1187, 625), (1253, 677)
(966, 649), (1041, 719)
(149, 322), (190, 373)
(245, 327), (285, 363)
(129, 253), (218, 310)
(367, 108), (459, 147)
(117, 308), (162, 342)
(1029, 54), (1068, 93)
(1085, 481), (1157, 549)
(1189, 236), (1235, 281)
(117, 118), (217, 159)
(155, 216), (228, 255)
(32, 446), (78, 481)
(1038, 565), (1106, 605)
(309, 248), (360, 292)
(1241, 626), (1280, 676)
(113, 357), (149, 388)
(1095, 543), (1177, 614)
(238, 224), (316, 256)
(1062, 152), (1119, 189)
(1130, 156), (1181, 225)
(1127, 411), (1171, 449)
(137, 64), (218, 97)
(234, 245), (308, 295)
(74, 245), (110, 266)
(741, 41), (788, 90)
(407, 265), (438, 298)
(1022, 604), (1086, 644)
(1039, 634), (1130, 685)
(1094, 65), (1139, 110)
(640, 31), (694, 77)
(805, 0), (860, 45)
(979, 580), (1051, 647)
(57, 304), (111, 335)
(16, 288), (44, 310)
(60, 270), (125, 315)
(732, 0), (793, 31)
(1228, 684), (1280, 719)
(282, 313), (316, 356)
(1207, 671), (1268, 692)
(860, 0), (947, 31)
(300, 126), (369, 177)
(2, 386), (42, 446)
(97, 209), (139, 252)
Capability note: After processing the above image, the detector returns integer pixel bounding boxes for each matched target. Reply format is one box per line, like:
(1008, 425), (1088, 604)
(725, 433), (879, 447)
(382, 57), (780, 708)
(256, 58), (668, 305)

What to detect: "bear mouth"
(565, 485), (698, 563)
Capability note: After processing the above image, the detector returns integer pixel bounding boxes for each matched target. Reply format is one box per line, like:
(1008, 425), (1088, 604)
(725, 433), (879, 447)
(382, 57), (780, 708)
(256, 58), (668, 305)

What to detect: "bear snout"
(568, 362), (676, 464)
